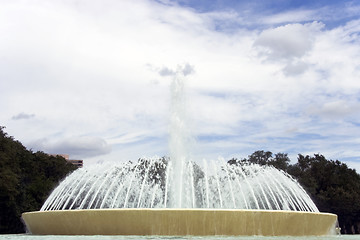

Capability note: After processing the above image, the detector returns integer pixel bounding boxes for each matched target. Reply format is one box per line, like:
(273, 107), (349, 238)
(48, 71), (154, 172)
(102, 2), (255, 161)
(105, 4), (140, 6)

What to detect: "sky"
(1, 0), (360, 171)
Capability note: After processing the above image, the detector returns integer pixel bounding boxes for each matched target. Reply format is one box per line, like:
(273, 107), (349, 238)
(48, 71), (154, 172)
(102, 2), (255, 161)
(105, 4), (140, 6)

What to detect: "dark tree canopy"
(288, 154), (360, 234)
(0, 127), (77, 233)
(238, 150), (290, 171)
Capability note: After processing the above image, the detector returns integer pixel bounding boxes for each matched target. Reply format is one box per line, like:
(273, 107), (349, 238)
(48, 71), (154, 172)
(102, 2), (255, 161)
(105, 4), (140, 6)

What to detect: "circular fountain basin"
(22, 208), (337, 236)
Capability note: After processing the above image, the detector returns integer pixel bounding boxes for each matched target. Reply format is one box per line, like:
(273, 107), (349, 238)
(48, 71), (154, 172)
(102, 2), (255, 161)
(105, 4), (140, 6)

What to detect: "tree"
(269, 152), (290, 171)
(248, 150), (273, 165)
(288, 154), (360, 234)
(0, 127), (77, 233)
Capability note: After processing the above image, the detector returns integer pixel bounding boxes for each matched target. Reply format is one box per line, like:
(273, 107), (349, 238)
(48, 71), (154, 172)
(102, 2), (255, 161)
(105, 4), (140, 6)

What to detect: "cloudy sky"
(1, 0), (360, 170)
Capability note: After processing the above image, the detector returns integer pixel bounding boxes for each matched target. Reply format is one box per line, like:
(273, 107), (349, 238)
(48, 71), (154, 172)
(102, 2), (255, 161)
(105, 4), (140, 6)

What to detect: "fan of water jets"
(41, 66), (318, 212)
(41, 158), (318, 212)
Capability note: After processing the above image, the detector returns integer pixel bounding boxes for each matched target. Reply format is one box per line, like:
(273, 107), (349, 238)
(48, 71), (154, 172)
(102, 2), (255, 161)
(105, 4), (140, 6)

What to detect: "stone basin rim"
(23, 208), (336, 215)
(22, 209), (338, 236)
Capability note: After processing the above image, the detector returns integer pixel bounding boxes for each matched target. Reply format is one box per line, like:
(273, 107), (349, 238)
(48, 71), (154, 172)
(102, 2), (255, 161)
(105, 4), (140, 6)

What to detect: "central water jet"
(169, 65), (191, 208)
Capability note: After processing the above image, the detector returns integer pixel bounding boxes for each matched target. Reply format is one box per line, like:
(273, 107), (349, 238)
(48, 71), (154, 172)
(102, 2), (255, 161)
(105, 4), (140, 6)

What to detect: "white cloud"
(307, 100), (360, 119)
(282, 60), (309, 76)
(157, 63), (195, 77)
(0, 0), (360, 169)
(30, 136), (112, 159)
(254, 22), (323, 60)
(159, 66), (176, 77)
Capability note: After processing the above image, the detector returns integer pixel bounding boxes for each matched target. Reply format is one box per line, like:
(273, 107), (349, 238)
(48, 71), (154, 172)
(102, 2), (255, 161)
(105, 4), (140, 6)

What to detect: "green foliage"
(288, 154), (360, 234)
(230, 150), (290, 171)
(0, 127), (77, 233)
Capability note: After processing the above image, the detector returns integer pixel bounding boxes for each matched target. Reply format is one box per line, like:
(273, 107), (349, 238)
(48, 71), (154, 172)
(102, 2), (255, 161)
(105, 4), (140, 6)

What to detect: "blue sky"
(176, 0), (360, 28)
(176, 0), (340, 16)
(1, 0), (360, 171)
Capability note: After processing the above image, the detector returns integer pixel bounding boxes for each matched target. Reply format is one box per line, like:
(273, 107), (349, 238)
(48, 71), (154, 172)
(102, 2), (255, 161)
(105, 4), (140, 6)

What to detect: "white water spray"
(40, 64), (319, 213)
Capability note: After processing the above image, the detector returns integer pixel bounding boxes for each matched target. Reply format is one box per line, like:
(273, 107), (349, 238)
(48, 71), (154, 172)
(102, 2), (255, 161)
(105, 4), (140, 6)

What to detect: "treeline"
(0, 127), (77, 233)
(229, 150), (360, 234)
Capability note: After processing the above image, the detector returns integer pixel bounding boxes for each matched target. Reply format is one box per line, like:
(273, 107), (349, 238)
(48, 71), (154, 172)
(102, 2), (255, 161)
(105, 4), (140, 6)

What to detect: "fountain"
(22, 66), (337, 236)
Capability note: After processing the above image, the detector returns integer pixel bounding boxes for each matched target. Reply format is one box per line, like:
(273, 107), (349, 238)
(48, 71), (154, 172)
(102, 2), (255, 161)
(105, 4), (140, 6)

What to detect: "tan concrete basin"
(22, 208), (337, 236)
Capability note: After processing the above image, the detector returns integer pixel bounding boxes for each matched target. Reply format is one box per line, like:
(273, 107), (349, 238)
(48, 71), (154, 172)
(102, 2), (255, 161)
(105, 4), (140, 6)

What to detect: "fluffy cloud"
(30, 136), (112, 159)
(254, 22), (323, 60)
(307, 100), (360, 119)
(158, 63), (195, 77)
(1, 0), (360, 169)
